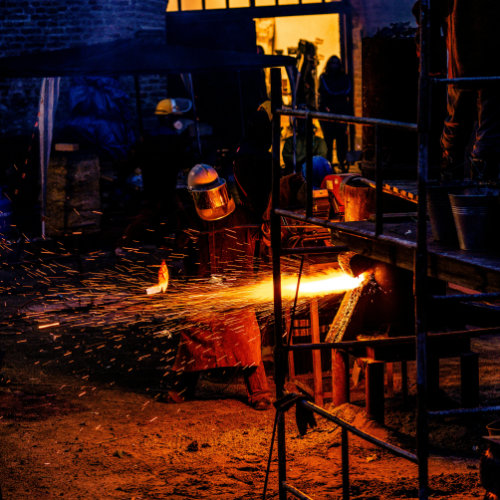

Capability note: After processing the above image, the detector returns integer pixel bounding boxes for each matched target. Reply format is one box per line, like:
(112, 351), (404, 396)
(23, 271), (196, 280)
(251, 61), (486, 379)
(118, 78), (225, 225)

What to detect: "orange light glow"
(243, 270), (367, 303)
(146, 260), (169, 295)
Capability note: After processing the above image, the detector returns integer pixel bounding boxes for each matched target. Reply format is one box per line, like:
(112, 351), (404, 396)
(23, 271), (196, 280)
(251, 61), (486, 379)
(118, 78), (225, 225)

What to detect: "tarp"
(38, 77), (60, 238)
(0, 39), (296, 78)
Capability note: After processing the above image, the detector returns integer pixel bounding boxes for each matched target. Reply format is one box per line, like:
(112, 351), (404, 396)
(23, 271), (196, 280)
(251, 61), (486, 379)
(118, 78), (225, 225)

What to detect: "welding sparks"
(38, 322), (61, 330)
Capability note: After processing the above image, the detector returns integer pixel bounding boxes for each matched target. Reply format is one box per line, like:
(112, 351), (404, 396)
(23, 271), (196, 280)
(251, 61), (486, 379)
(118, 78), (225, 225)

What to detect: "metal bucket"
(340, 175), (376, 222)
(427, 185), (459, 245)
(449, 192), (497, 251)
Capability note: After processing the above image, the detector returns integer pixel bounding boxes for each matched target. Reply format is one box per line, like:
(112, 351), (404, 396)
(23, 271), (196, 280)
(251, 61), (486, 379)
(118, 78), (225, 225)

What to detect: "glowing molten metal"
(245, 270), (367, 303)
(146, 260), (169, 295)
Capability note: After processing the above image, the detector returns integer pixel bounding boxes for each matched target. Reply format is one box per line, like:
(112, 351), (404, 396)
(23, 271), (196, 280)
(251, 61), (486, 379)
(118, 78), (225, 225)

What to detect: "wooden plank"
(461, 352), (479, 408)
(365, 360), (385, 424)
(309, 298), (323, 407)
(331, 349), (349, 406)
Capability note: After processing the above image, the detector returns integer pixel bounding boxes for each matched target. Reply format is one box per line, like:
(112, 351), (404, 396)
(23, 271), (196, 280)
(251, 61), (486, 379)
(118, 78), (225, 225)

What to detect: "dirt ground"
(0, 242), (498, 499)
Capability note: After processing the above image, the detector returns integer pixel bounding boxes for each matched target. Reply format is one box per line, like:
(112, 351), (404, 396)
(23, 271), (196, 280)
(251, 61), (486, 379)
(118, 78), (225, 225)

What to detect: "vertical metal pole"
(237, 71), (246, 139)
(134, 76), (144, 140)
(271, 67), (287, 500)
(341, 2), (355, 152)
(305, 112), (313, 218)
(341, 427), (349, 500)
(375, 125), (383, 236)
(416, 0), (431, 498)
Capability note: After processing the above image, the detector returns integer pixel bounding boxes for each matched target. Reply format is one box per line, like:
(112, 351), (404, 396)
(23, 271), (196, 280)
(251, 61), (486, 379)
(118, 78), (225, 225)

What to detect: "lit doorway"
(255, 14), (345, 166)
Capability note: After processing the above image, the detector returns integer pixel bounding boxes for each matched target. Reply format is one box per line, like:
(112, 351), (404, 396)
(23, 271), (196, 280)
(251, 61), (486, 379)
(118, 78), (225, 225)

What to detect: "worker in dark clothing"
(233, 104), (273, 219)
(168, 164), (272, 410)
(282, 113), (328, 175)
(116, 98), (194, 249)
(318, 56), (352, 172)
(414, 0), (500, 182)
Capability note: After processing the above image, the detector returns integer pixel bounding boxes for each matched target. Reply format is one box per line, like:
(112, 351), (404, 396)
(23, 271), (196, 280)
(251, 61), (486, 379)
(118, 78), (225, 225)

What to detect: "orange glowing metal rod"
(146, 260), (169, 295)
(243, 270), (368, 303)
(38, 322), (61, 330)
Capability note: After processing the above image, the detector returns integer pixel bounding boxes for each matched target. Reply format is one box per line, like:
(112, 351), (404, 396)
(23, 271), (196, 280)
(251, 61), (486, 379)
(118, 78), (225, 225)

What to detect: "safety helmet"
(187, 164), (235, 221)
(302, 156), (333, 189)
(257, 100), (272, 122)
(155, 98), (192, 115)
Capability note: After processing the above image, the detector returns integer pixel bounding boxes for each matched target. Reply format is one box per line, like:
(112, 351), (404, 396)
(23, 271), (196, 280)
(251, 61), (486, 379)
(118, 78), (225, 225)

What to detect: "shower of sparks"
(0, 240), (368, 390)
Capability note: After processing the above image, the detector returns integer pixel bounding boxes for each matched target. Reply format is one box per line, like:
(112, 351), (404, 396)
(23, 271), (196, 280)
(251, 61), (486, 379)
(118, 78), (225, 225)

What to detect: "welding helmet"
(187, 164), (236, 221)
(155, 98), (192, 115)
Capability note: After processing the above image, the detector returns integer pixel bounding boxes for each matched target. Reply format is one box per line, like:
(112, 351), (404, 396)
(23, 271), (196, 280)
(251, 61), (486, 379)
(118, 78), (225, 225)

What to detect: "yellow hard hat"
(155, 98), (192, 115)
(257, 99), (272, 122)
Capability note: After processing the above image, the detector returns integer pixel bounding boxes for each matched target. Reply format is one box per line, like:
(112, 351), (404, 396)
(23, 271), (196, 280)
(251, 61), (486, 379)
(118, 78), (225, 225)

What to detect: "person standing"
(318, 56), (352, 172)
(282, 111), (328, 175)
(413, 0), (500, 182)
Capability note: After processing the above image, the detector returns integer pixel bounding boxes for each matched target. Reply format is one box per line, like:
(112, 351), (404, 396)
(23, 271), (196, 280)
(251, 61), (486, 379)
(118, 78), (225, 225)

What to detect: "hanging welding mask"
(187, 164), (236, 221)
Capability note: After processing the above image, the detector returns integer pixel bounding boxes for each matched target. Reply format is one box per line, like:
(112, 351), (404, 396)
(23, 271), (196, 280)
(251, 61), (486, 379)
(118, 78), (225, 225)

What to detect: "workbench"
(327, 184), (500, 422)
(331, 219), (500, 293)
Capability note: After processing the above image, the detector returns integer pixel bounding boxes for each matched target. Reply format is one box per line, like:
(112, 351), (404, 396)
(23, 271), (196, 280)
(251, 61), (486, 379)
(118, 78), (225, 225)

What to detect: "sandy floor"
(0, 244), (498, 499)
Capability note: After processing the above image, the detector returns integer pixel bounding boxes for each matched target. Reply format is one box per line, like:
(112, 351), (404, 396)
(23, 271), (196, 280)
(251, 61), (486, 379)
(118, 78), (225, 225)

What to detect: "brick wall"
(0, 0), (169, 136)
(351, 0), (416, 37)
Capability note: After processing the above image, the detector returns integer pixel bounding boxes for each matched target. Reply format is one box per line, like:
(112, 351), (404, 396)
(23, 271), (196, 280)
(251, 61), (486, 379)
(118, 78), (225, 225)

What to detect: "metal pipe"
(434, 75), (500, 84)
(374, 125), (383, 236)
(305, 113), (314, 218)
(271, 67), (287, 500)
(415, 0), (431, 497)
(429, 405), (500, 417)
(281, 245), (349, 255)
(431, 292), (500, 302)
(300, 400), (419, 463)
(277, 108), (417, 131)
(342, 427), (350, 500)
(285, 326), (500, 352)
(282, 483), (314, 500)
(133, 76), (144, 139)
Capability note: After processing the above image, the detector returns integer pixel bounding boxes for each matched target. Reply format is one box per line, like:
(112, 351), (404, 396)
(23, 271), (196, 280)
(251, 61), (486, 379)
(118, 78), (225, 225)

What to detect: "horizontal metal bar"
(431, 292), (500, 302)
(433, 75), (500, 84)
(286, 327), (500, 351)
(275, 209), (336, 227)
(167, 2), (346, 22)
(282, 482), (315, 500)
(277, 108), (418, 131)
(281, 245), (349, 255)
(301, 399), (418, 463)
(429, 405), (500, 417)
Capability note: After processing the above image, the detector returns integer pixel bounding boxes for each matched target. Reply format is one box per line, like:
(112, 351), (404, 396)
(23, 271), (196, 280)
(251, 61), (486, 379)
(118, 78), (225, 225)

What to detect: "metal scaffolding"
(267, 1), (500, 498)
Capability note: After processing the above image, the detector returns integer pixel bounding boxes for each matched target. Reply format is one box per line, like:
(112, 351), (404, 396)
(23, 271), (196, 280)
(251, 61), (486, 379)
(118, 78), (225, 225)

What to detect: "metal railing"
(267, 0), (500, 492)
(269, 65), (424, 500)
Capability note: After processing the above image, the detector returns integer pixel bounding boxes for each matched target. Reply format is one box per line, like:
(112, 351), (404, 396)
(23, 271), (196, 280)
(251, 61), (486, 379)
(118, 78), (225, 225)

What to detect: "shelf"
(330, 220), (500, 292)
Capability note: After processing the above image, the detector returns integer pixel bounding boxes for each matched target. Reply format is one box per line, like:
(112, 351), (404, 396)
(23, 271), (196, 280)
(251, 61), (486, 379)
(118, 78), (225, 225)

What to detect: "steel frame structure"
(268, 1), (500, 498)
